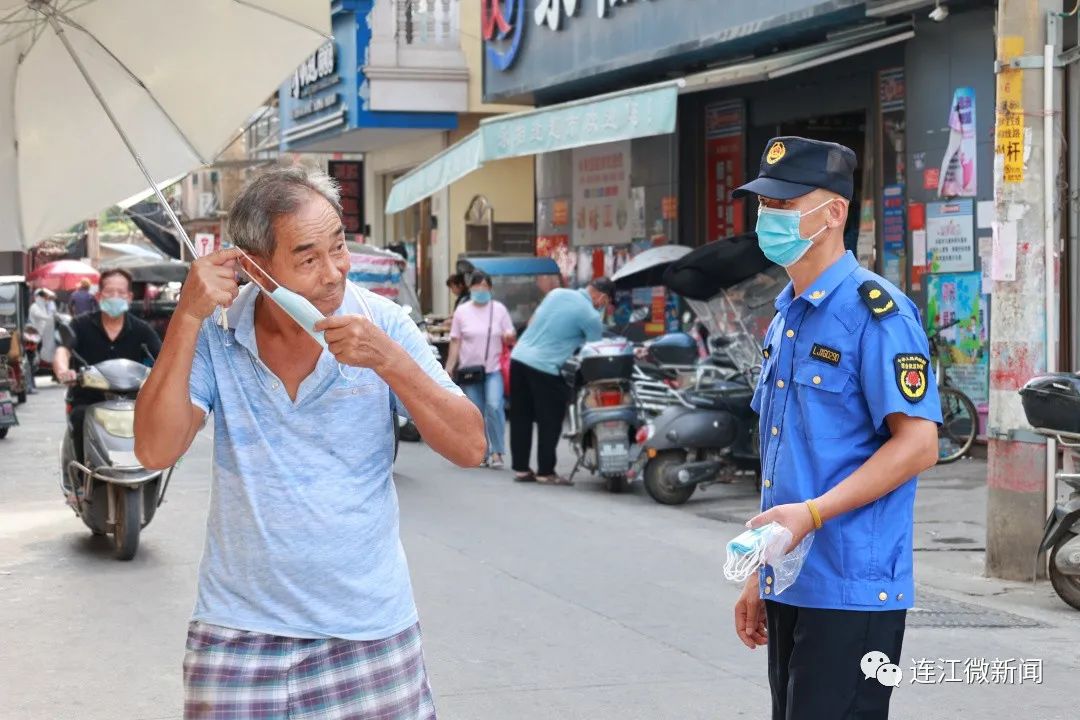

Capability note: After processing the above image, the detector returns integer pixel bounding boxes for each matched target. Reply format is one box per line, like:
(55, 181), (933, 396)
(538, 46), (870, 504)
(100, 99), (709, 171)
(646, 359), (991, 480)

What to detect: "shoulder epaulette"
(858, 280), (899, 319)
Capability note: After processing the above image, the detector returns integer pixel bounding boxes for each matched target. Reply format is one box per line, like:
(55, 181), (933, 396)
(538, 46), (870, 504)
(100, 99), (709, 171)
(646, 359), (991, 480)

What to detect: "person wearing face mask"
(27, 288), (58, 393)
(53, 269), (161, 466)
(508, 276), (613, 485)
(444, 271), (515, 468)
(132, 166), (484, 719)
(728, 137), (942, 720)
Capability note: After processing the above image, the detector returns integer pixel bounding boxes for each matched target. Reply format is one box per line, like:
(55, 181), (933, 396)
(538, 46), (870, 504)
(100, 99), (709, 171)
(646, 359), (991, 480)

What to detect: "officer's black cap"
(733, 136), (858, 201)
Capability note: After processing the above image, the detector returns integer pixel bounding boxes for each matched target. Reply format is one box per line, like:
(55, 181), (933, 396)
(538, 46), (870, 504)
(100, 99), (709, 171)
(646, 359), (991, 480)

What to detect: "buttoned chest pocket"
(751, 351), (776, 414)
(793, 362), (858, 439)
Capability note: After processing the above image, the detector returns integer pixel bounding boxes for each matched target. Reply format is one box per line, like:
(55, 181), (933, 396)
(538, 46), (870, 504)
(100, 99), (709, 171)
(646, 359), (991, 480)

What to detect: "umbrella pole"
(44, 13), (199, 259)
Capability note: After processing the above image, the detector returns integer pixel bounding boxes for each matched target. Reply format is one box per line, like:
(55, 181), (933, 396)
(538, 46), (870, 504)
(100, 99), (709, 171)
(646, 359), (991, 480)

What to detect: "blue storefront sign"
(278, 1), (456, 151)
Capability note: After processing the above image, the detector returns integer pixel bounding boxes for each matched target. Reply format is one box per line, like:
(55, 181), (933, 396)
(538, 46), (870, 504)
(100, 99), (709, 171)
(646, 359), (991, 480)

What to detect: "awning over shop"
(385, 80), (681, 214)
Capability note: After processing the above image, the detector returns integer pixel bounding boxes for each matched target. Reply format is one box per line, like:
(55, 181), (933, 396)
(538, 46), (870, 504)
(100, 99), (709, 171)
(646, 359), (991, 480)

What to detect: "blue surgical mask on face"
(755, 198), (836, 267)
(100, 297), (129, 318)
(267, 286), (329, 349)
(471, 290), (492, 305)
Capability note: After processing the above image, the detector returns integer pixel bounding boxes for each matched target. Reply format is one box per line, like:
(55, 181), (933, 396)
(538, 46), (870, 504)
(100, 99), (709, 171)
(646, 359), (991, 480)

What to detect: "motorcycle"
(0, 328), (17, 438)
(1021, 373), (1080, 610)
(56, 322), (174, 560)
(632, 234), (782, 505)
(561, 335), (642, 492)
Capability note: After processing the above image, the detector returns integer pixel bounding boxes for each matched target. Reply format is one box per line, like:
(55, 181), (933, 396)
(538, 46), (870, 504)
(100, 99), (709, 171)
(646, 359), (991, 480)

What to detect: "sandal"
(513, 471), (536, 482)
(535, 474), (574, 486)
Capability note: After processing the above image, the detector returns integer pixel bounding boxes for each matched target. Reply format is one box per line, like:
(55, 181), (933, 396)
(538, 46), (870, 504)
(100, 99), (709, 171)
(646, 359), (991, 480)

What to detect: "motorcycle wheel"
(1049, 535), (1080, 611)
(112, 486), (142, 561)
(644, 450), (695, 506)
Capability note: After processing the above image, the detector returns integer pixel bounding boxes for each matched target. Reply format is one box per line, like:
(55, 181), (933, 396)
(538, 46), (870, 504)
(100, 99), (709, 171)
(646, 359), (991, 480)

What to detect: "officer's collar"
(776, 251), (859, 310)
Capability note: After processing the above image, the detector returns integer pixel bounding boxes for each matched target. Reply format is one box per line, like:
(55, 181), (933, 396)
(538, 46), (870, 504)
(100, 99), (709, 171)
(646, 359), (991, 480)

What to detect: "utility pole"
(986, 0), (1064, 581)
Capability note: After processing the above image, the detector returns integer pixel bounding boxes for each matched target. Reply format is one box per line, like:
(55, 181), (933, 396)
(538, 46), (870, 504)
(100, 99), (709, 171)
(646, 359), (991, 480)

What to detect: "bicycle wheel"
(937, 386), (978, 464)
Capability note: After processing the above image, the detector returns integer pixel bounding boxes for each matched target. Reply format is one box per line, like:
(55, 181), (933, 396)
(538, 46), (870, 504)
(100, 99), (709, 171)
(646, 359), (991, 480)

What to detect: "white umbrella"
(0, 0), (330, 253)
(611, 244), (693, 288)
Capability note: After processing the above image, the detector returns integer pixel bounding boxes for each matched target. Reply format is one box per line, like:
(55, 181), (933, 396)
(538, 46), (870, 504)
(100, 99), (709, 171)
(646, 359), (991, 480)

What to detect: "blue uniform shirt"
(751, 251), (942, 610)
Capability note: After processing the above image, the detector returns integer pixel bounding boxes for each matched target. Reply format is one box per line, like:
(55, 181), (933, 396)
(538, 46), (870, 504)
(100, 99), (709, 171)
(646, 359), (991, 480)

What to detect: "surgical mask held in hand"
(723, 522), (814, 595)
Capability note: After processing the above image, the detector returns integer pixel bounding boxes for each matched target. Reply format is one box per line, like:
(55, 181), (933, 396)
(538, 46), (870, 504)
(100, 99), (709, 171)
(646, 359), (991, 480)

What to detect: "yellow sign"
(766, 141), (786, 165)
(995, 36), (1025, 184)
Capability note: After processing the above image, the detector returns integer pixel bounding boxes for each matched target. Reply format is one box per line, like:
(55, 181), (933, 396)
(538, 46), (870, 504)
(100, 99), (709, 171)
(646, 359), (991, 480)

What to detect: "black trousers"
(766, 601), (906, 720)
(509, 360), (569, 476)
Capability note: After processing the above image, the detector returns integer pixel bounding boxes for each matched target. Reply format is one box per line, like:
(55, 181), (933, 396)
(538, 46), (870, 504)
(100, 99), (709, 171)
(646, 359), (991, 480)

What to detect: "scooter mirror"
(56, 320), (77, 348)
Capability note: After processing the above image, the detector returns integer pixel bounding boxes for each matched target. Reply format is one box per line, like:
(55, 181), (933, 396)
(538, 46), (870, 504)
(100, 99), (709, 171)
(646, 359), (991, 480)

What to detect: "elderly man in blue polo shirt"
(134, 166), (484, 719)
(731, 138), (941, 720)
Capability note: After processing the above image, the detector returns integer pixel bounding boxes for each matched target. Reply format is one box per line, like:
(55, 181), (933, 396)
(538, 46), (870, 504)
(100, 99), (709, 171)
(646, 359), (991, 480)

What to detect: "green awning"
(385, 80), (681, 215)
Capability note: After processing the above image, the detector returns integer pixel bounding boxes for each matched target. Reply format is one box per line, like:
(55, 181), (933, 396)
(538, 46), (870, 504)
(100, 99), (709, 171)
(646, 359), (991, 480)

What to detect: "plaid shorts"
(183, 621), (436, 719)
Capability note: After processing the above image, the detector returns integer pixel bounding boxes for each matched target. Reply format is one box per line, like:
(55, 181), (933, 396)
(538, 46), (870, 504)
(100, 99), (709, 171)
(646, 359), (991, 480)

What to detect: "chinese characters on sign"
(535, 0), (655, 30)
(926, 200), (975, 273)
(704, 100), (745, 242)
(328, 161), (364, 236)
(881, 185), (906, 289)
(572, 141), (631, 247)
(995, 37), (1025, 184)
(483, 0), (525, 71)
(908, 658), (1041, 686)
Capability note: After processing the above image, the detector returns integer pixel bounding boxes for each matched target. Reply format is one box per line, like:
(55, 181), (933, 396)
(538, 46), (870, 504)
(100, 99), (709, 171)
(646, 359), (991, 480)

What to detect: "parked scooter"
(632, 234), (782, 505)
(561, 333), (642, 492)
(57, 323), (174, 560)
(0, 328), (17, 438)
(1021, 373), (1080, 610)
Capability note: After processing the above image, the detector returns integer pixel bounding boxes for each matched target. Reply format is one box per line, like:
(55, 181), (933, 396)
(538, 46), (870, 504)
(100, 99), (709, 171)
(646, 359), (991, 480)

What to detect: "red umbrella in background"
(28, 260), (100, 292)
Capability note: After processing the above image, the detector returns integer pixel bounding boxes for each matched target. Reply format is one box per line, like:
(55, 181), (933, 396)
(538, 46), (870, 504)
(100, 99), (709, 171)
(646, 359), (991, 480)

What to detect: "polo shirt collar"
(774, 251), (860, 312)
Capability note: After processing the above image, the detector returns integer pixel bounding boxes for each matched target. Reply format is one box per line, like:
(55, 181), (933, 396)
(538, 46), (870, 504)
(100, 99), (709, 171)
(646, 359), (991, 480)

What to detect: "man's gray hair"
(227, 165), (343, 256)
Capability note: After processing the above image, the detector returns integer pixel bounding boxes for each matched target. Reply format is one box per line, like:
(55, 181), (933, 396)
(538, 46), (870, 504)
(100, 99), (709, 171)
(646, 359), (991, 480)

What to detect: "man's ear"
(827, 198), (848, 228)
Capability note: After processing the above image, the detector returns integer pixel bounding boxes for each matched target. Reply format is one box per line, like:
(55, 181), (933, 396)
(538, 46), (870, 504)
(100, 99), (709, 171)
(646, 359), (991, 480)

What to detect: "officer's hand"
(58, 369), (77, 385)
(177, 248), (242, 322)
(734, 577), (767, 650)
(748, 502), (816, 553)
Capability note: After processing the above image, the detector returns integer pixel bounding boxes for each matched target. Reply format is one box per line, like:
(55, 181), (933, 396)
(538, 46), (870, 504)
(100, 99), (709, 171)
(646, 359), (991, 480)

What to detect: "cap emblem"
(766, 141), (786, 165)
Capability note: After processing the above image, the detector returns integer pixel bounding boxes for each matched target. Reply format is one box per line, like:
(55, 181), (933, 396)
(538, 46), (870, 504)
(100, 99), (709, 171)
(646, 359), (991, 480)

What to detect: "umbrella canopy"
(611, 244), (693, 289)
(27, 259), (99, 292)
(0, 0), (330, 251)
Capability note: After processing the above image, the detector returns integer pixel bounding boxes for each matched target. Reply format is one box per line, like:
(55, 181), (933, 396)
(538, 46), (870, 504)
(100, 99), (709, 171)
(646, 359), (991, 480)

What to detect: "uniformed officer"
(730, 137), (943, 720)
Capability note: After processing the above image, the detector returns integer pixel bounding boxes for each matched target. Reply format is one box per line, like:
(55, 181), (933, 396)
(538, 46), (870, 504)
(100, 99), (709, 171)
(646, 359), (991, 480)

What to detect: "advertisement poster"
(536, 234), (575, 284)
(881, 185), (906, 289)
(856, 199), (876, 269)
(630, 187), (646, 238)
(879, 68), (906, 187)
(926, 272), (989, 404)
(995, 37), (1025, 184)
(926, 200), (975, 272)
(552, 199), (569, 228)
(704, 99), (746, 241)
(193, 232), (218, 258)
(572, 141), (631, 246)
(938, 87), (977, 197)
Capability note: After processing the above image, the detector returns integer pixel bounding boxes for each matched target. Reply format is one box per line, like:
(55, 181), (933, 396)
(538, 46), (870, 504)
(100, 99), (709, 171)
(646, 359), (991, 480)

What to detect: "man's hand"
(315, 315), (399, 372)
(734, 576), (768, 650)
(176, 248), (242, 322)
(57, 369), (77, 385)
(747, 502), (816, 553)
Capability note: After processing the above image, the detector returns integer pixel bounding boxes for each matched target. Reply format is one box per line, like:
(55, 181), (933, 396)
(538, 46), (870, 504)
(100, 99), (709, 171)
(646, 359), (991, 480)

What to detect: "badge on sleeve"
(894, 354), (929, 403)
(858, 280), (898, 319)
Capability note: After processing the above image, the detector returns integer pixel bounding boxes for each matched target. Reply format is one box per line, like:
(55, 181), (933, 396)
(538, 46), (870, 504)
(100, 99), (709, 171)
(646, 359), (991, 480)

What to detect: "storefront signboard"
(926, 200), (975, 273)
(572, 141), (631, 246)
(925, 272), (989, 404)
(705, 99), (745, 242)
(995, 37), (1025, 184)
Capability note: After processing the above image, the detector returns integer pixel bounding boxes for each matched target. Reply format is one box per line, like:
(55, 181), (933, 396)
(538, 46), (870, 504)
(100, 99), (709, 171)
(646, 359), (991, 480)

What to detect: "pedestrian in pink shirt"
(445, 271), (516, 468)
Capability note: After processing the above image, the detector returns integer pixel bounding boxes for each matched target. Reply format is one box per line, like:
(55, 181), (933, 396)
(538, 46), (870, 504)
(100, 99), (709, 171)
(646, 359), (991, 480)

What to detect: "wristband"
(805, 499), (823, 530)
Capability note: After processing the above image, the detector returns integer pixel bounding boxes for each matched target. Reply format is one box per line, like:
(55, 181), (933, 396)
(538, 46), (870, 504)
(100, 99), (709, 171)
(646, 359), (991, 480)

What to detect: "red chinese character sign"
(483, 0), (525, 71)
(705, 100), (745, 242)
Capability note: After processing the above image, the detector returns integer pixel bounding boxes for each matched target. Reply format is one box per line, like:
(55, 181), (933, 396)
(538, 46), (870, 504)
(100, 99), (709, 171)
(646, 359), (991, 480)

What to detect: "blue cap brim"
(732, 176), (817, 201)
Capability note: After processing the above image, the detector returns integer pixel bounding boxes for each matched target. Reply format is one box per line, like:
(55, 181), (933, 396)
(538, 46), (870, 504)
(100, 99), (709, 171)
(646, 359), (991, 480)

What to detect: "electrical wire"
(1063, 1), (1079, 18)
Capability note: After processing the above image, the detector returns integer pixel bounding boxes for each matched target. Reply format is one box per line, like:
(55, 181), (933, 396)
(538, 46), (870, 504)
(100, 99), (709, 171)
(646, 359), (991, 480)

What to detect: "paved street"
(1, 383), (1077, 720)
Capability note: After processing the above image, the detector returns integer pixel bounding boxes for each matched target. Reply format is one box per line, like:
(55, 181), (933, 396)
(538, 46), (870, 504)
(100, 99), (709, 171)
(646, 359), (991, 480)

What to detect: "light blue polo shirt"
(511, 288), (604, 375)
(751, 252), (942, 611)
(187, 281), (460, 640)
